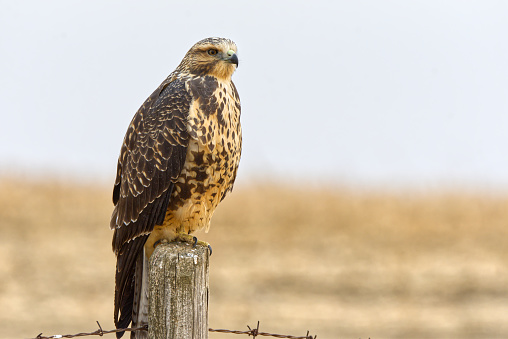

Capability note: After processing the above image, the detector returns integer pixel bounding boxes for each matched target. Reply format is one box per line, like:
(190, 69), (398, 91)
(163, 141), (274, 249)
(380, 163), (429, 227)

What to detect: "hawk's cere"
(110, 37), (242, 338)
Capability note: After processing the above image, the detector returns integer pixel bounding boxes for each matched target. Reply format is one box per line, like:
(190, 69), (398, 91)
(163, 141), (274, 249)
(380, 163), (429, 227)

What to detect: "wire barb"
(246, 321), (260, 338)
(96, 321), (104, 336)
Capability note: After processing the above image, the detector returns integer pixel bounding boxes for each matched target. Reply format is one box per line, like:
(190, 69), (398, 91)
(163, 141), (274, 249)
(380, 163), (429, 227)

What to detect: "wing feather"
(111, 77), (192, 332)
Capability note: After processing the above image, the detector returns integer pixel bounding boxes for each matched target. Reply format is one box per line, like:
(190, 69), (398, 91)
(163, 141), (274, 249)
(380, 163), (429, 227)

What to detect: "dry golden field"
(0, 176), (507, 339)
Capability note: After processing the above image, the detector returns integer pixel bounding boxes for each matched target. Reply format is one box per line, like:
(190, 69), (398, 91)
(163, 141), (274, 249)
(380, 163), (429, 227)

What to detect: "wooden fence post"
(148, 241), (209, 339)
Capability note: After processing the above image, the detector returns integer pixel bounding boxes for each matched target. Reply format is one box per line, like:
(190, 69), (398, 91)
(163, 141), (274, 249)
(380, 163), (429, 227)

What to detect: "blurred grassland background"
(1, 177), (507, 339)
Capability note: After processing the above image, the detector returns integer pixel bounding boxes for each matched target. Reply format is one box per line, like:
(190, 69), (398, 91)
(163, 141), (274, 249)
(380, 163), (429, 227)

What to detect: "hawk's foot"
(176, 234), (212, 256)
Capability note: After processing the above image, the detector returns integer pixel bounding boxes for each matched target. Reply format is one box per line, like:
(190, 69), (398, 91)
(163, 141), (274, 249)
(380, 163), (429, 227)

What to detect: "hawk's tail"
(114, 235), (148, 339)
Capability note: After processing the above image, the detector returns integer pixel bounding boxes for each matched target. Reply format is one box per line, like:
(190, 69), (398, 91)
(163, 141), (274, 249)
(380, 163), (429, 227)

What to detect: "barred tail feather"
(114, 235), (148, 339)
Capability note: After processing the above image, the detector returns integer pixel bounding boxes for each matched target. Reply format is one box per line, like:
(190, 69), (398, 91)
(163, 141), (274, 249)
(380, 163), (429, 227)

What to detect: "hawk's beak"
(226, 50), (239, 66)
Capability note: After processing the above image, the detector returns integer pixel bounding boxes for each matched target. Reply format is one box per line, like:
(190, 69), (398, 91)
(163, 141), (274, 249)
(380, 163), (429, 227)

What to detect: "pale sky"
(1, 1), (507, 188)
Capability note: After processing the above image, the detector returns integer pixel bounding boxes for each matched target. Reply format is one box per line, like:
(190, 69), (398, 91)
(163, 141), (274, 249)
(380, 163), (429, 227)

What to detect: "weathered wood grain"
(148, 242), (209, 339)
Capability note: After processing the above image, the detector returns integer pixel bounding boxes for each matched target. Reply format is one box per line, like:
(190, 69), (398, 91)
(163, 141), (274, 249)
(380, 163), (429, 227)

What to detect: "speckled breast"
(162, 75), (241, 234)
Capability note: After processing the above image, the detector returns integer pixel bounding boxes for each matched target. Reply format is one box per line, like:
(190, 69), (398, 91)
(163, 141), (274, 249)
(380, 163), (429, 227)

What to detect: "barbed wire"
(209, 321), (316, 339)
(34, 322), (147, 339)
(33, 321), (316, 339)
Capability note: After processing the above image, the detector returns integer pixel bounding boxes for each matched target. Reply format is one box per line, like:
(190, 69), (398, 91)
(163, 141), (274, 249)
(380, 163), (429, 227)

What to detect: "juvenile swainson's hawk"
(110, 37), (241, 338)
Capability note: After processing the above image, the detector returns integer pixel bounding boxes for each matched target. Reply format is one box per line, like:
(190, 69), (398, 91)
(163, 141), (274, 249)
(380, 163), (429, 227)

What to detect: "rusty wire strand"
(34, 323), (148, 339)
(33, 321), (316, 339)
(209, 328), (316, 339)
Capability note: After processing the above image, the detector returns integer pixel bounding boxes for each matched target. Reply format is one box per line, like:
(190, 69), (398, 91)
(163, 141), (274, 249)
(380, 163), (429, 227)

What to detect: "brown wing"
(110, 77), (192, 335)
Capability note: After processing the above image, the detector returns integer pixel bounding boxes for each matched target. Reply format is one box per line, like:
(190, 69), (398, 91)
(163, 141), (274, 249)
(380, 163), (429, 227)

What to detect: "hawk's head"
(178, 37), (238, 80)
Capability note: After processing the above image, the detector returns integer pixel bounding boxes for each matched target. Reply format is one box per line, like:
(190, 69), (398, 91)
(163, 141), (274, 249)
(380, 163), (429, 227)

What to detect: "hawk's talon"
(153, 238), (169, 248)
(207, 244), (213, 256)
(192, 236), (198, 247)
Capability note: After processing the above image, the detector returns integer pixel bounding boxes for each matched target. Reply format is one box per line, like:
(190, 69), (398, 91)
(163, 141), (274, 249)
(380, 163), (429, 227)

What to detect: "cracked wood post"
(148, 241), (210, 339)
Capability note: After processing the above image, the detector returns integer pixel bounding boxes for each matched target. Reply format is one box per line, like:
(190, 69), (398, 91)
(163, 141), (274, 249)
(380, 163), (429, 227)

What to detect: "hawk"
(110, 37), (241, 338)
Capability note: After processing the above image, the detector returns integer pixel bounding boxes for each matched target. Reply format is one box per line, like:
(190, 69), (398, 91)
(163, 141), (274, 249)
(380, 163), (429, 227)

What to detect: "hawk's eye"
(207, 49), (218, 56)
